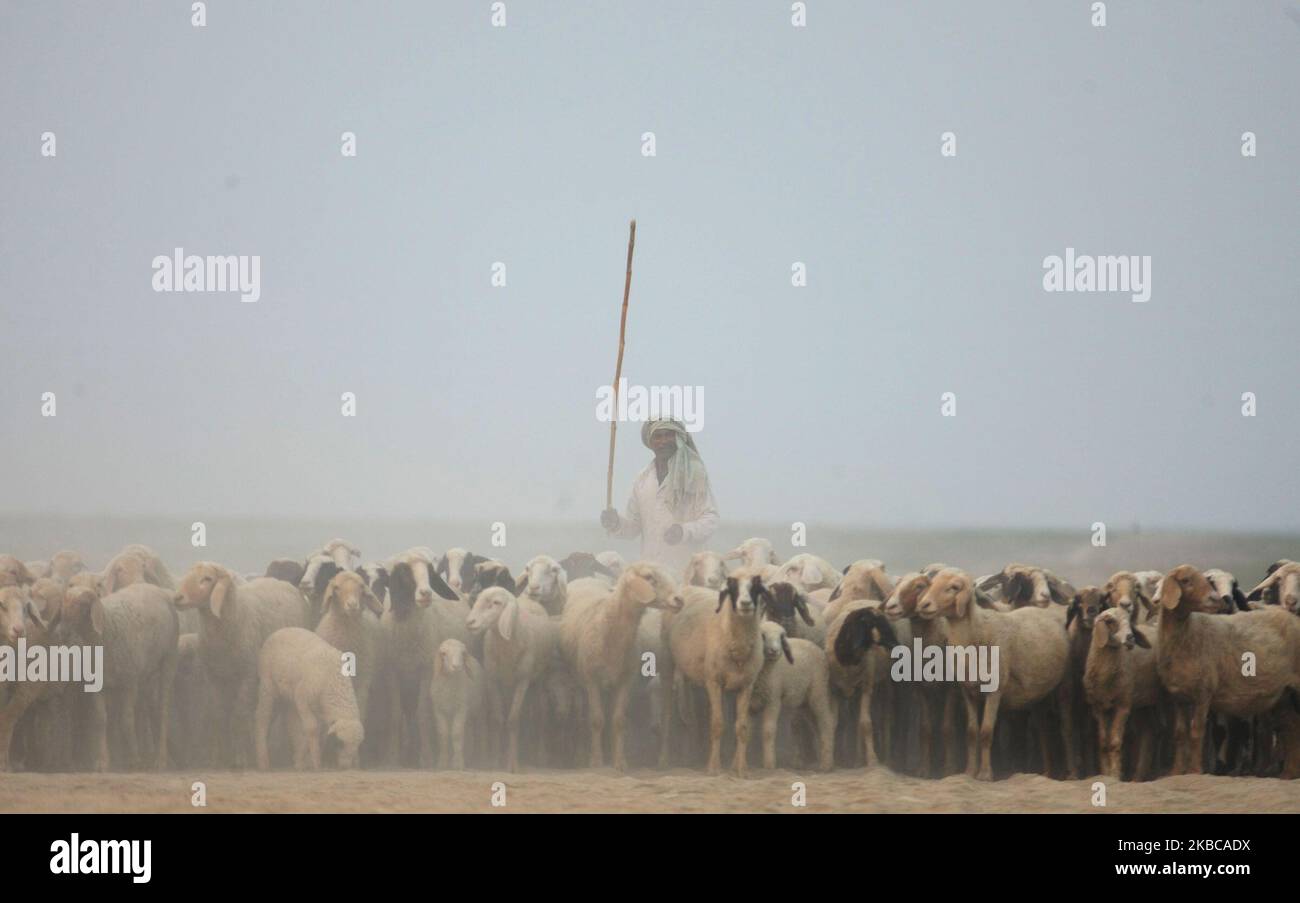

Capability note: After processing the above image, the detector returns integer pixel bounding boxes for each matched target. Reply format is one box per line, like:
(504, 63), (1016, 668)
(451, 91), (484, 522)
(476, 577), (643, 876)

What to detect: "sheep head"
(832, 607), (900, 667)
(1066, 586), (1108, 632)
(1101, 571), (1152, 621)
(324, 571), (382, 619)
(466, 586), (513, 636)
(1204, 569), (1248, 614)
(918, 568), (976, 621)
(437, 638), (470, 675)
(724, 538), (778, 569)
(682, 551), (727, 590)
(175, 562), (235, 618)
(0, 586), (34, 646)
(764, 581), (815, 628)
(326, 719), (365, 769)
(1093, 608), (1151, 651)
(0, 555), (36, 589)
(518, 555), (566, 601)
(59, 582), (106, 642)
(1247, 563), (1300, 614)
(1157, 565), (1222, 617)
(829, 560), (891, 603)
(559, 551), (618, 582)
(299, 553), (344, 598)
(619, 563), (682, 611)
(883, 572), (930, 621)
(716, 571), (769, 618)
(759, 621), (795, 664)
(389, 557), (459, 614)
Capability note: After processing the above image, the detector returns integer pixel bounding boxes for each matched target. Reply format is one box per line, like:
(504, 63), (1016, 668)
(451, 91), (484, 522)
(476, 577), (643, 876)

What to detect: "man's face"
(650, 429), (677, 459)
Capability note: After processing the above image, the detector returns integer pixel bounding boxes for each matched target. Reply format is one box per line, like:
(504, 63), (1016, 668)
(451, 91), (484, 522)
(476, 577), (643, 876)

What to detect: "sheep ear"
(827, 584), (841, 603)
(1232, 586), (1250, 612)
(1065, 597), (1080, 631)
(780, 635), (794, 664)
(89, 598), (105, 637)
(794, 592), (815, 626)
(1245, 574), (1275, 603)
(1132, 628), (1152, 649)
(973, 588), (997, 610)
(515, 572), (529, 594)
(428, 566), (460, 601)
(869, 571), (894, 602)
(717, 579), (737, 613)
(768, 549), (780, 565)
(954, 586), (970, 619)
(801, 562), (823, 587)
(210, 576), (230, 619)
(1157, 577), (1182, 610)
(498, 598), (517, 642)
(1046, 574), (1073, 605)
(24, 599), (48, 631)
(976, 573), (1005, 592)
(841, 565), (851, 576)
(363, 587), (384, 616)
(593, 561), (616, 578)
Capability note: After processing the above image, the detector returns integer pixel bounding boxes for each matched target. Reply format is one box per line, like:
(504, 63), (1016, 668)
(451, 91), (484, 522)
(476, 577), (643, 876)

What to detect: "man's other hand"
(601, 508), (621, 532)
(663, 524), (684, 545)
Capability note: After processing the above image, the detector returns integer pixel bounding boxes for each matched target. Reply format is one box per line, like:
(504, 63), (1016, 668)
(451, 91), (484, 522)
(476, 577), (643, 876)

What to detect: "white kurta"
(612, 459), (720, 576)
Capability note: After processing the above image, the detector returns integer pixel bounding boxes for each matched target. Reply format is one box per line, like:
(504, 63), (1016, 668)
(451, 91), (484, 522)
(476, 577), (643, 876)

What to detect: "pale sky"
(1, 1), (1297, 531)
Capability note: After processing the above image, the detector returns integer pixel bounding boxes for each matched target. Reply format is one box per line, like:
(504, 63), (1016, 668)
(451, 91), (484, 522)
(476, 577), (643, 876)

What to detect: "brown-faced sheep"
(1083, 607), (1161, 779)
(1156, 564), (1300, 777)
(315, 571), (385, 724)
(917, 568), (1070, 781)
(562, 562), (682, 770)
(429, 638), (487, 770)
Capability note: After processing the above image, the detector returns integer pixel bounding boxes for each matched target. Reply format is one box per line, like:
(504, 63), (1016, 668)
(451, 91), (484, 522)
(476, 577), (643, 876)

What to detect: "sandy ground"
(3, 767), (1299, 813)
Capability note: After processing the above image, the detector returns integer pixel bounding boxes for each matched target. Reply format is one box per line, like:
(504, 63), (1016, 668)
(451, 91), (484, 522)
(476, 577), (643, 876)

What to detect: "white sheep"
(723, 538), (779, 572)
(254, 627), (364, 769)
(516, 554), (568, 616)
(561, 562), (682, 770)
(750, 621), (836, 770)
(773, 553), (841, 594)
(682, 550), (728, 590)
(1083, 606), (1161, 779)
(174, 562), (309, 768)
(466, 586), (558, 771)
(429, 638), (487, 770)
(54, 581), (180, 771)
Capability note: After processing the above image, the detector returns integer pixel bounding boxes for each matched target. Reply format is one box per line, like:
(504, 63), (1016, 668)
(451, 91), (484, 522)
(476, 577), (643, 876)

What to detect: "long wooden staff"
(606, 219), (636, 510)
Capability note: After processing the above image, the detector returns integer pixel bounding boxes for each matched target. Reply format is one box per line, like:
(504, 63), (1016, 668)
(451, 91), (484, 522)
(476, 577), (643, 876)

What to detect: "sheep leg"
(610, 680), (632, 772)
(232, 678), (258, 769)
(941, 687), (961, 776)
(705, 680), (724, 775)
(815, 694), (836, 772)
(1034, 705), (1056, 778)
(1171, 704), (1189, 775)
(155, 652), (176, 770)
(452, 710), (467, 770)
(119, 685), (141, 770)
(417, 676), (435, 769)
(962, 690), (981, 777)
(1187, 701), (1210, 775)
(1108, 706), (1131, 780)
(383, 674), (402, 766)
(297, 703), (321, 770)
(976, 692), (1001, 781)
(656, 662), (674, 769)
(761, 700), (781, 770)
(917, 690), (935, 778)
(434, 711), (450, 769)
(857, 689), (877, 768)
(254, 683), (275, 770)
(732, 684), (754, 777)
(507, 680), (531, 772)
(585, 681), (605, 769)
(1057, 681), (1078, 779)
(89, 692), (110, 772)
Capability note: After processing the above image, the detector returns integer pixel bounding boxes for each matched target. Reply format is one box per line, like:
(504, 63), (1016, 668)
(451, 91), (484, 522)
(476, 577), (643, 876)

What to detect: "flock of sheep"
(2, 538), (1300, 783)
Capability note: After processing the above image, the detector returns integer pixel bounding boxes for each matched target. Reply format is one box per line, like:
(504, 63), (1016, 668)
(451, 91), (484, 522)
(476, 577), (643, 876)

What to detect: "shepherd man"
(600, 419), (720, 575)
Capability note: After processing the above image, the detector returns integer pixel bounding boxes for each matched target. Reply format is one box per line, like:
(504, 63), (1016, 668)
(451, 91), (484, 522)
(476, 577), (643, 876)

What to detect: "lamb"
(516, 555), (568, 616)
(825, 596), (906, 767)
(1060, 586), (1113, 777)
(750, 621), (836, 770)
(466, 586), (558, 771)
(1156, 564), (1300, 777)
(315, 571), (385, 723)
(378, 549), (464, 766)
(1083, 607), (1161, 778)
(254, 627), (364, 769)
(659, 570), (771, 775)
(916, 568), (1070, 780)
(174, 562), (309, 768)
(562, 562), (683, 770)
(763, 580), (825, 646)
(1102, 571), (1156, 623)
(682, 551), (728, 590)
(723, 538), (779, 571)
(55, 581), (179, 771)
(429, 638), (487, 770)
(773, 553), (841, 594)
